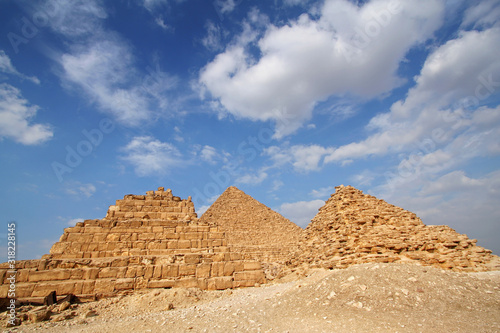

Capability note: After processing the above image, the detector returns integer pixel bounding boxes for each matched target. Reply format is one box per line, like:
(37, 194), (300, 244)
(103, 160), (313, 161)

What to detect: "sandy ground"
(3, 262), (500, 333)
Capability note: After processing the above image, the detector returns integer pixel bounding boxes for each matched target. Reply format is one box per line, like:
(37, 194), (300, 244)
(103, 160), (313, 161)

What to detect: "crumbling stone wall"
(199, 187), (303, 263)
(291, 185), (498, 271)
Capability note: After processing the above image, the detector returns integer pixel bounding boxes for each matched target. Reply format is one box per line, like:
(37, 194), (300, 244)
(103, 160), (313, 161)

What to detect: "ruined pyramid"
(199, 186), (302, 263)
(0, 187), (266, 300)
(292, 185), (498, 271)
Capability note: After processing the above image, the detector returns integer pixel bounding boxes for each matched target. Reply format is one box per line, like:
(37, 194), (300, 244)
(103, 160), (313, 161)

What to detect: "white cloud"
(324, 26), (500, 164)
(0, 50), (39, 84)
(214, 0), (237, 16)
(265, 144), (335, 172)
(309, 186), (335, 198)
(155, 16), (172, 31)
(41, 0), (107, 37)
(200, 145), (218, 164)
(60, 38), (153, 126)
(278, 199), (325, 228)
(121, 136), (183, 176)
(461, 0), (500, 29)
(200, 0), (445, 138)
(65, 182), (96, 198)
(142, 0), (170, 11)
(236, 171), (268, 185)
(0, 84), (53, 145)
(202, 21), (223, 51)
(41, 0), (176, 126)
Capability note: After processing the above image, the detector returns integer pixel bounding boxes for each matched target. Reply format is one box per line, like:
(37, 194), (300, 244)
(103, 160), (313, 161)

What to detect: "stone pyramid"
(0, 187), (266, 301)
(292, 185), (499, 271)
(199, 186), (302, 263)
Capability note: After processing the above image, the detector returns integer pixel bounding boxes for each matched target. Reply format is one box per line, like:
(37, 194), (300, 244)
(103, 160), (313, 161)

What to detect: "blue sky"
(0, 0), (499, 261)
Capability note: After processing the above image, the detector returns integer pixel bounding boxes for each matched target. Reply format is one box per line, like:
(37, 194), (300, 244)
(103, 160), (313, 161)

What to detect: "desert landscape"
(1, 185), (499, 332)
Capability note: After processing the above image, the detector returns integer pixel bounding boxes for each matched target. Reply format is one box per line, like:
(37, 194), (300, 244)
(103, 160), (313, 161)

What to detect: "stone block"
(16, 283), (35, 298)
(32, 281), (76, 297)
(148, 279), (175, 289)
(234, 270), (265, 284)
(175, 277), (198, 288)
(82, 280), (95, 294)
(179, 264), (196, 276)
(83, 268), (100, 280)
(178, 240), (191, 249)
(29, 269), (71, 282)
(223, 262), (235, 276)
(185, 254), (201, 264)
(244, 262), (262, 271)
(208, 276), (233, 290)
(115, 278), (135, 290)
(162, 265), (179, 278)
(98, 267), (120, 279)
(211, 262), (224, 277)
(94, 279), (116, 293)
(196, 263), (211, 278)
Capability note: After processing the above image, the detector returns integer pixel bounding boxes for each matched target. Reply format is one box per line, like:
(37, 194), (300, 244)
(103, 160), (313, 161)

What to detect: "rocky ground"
(2, 262), (499, 332)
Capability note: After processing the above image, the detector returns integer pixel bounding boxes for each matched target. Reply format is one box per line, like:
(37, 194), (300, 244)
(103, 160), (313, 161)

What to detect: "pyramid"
(199, 186), (303, 263)
(0, 187), (266, 300)
(292, 185), (499, 271)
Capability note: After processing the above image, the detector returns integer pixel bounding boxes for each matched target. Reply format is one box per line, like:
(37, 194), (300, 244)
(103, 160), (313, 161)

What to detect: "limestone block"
(32, 281), (76, 297)
(162, 265), (179, 278)
(211, 262), (224, 277)
(185, 254), (201, 264)
(81, 280), (95, 294)
(234, 270), (265, 284)
(196, 263), (211, 278)
(29, 269), (71, 282)
(179, 264), (196, 276)
(16, 283), (35, 298)
(223, 262), (235, 276)
(167, 241), (178, 249)
(175, 277), (198, 288)
(98, 267), (120, 279)
(148, 279), (175, 289)
(178, 240), (191, 249)
(94, 279), (116, 293)
(197, 278), (208, 290)
(115, 278), (135, 290)
(208, 276), (233, 290)
(67, 233), (93, 243)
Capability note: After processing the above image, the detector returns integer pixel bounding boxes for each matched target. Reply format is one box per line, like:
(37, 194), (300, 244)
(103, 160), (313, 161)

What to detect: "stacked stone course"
(292, 185), (498, 271)
(0, 188), (265, 300)
(199, 187), (302, 263)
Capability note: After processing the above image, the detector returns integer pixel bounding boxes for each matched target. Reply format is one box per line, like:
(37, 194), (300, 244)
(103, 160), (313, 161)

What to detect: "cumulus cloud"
(324, 26), (500, 164)
(0, 84), (53, 145)
(278, 199), (325, 228)
(200, 0), (445, 138)
(121, 136), (183, 176)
